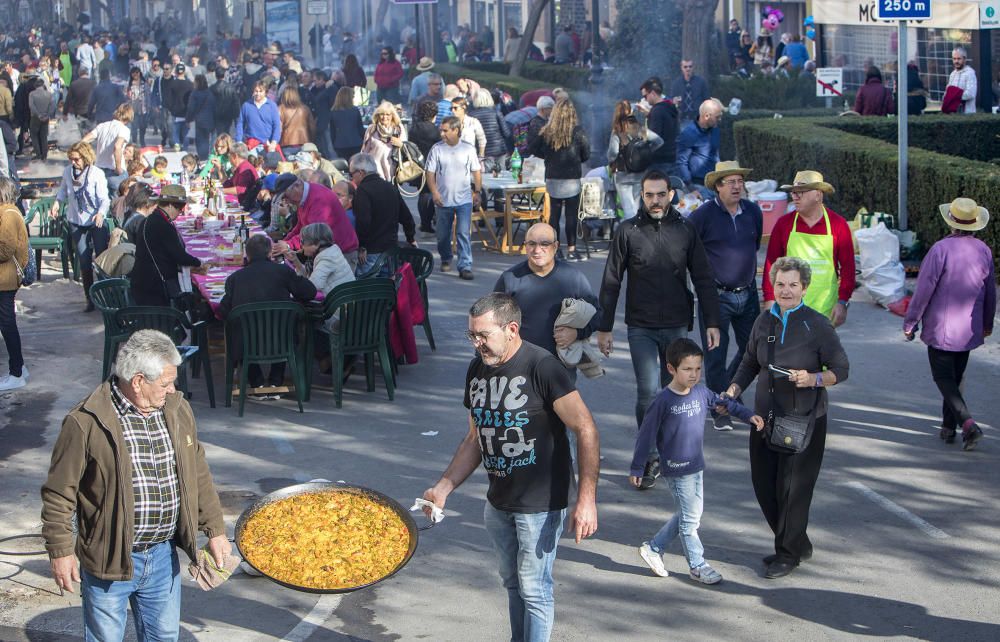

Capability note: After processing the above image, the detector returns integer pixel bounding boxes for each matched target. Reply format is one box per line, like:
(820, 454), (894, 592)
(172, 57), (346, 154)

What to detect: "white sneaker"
(0, 373), (27, 391)
(638, 542), (669, 577)
(20, 366), (28, 381)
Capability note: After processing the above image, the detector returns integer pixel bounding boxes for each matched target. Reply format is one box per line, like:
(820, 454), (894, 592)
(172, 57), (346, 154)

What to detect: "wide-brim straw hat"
(416, 57), (435, 71)
(939, 197), (989, 231)
(705, 160), (752, 189)
(780, 170), (835, 194)
(155, 184), (187, 205)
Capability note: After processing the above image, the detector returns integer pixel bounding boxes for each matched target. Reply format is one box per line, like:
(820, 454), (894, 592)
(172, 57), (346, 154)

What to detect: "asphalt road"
(1, 156), (998, 641)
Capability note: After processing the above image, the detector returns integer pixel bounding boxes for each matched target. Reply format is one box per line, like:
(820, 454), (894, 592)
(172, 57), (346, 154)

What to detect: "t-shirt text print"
(464, 342), (576, 513)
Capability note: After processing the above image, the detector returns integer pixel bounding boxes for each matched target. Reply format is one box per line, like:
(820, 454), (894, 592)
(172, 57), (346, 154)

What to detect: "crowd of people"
(0, 14), (994, 642)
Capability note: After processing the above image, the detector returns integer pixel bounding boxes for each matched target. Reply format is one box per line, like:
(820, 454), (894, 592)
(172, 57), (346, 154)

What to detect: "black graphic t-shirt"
(464, 342), (576, 513)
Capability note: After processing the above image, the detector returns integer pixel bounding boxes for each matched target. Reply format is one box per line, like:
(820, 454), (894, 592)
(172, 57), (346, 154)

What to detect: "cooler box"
(757, 192), (789, 236)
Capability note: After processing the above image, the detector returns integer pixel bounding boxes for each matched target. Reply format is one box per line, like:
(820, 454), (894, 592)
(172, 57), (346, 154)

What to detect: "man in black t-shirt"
(423, 293), (599, 641)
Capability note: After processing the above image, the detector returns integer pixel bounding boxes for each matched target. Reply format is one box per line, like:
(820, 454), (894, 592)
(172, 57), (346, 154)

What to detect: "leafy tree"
(607, 0), (682, 94)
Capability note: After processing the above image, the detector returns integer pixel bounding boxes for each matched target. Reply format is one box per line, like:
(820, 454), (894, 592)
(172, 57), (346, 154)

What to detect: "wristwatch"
(838, 299), (850, 308)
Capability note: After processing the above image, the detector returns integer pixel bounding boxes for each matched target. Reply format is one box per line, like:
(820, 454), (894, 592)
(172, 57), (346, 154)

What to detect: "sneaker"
(459, 269), (474, 281)
(962, 424), (983, 451)
(0, 373), (27, 391)
(713, 415), (734, 431)
(690, 563), (723, 585)
(568, 250), (587, 262)
(440, 262), (452, 273)
(20, 366), (28, 381)
(638, 542), (669, 577)
(638, 459), (660, 490)
(939, 426), (957, 444)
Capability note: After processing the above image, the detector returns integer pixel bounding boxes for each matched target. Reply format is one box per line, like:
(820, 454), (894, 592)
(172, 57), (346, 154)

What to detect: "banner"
(265, 0), (301, 54)
(814, 0), (980, 30)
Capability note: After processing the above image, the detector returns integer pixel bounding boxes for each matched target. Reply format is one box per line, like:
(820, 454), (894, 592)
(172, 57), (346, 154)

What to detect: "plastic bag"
(855, 223), (905, 305)
(746, 179), (777, 199)
(54, 115), (81, 149)
(675, 191), (703, 217)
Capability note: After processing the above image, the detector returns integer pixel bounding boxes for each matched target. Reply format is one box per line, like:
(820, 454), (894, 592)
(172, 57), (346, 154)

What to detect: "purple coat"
(904, 235), (996, 352)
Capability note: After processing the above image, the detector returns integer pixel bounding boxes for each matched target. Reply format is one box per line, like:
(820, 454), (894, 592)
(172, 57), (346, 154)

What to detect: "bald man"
(675, 98), (723, 198)
(494, 223), (600, 379)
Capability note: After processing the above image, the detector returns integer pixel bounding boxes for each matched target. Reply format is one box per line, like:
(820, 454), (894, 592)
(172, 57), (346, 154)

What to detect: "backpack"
(512, 120), (532, 155)
(620, 135), (655, 174)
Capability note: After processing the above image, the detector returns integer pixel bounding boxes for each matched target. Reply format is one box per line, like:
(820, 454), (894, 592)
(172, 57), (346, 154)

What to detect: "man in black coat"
(86, 68), (126, 125)
(63, 68), (96, 120)
(210, 67), (241, 137)
(130, 186), (203, 307)
(162, 64), (193, 148)
(350, 153), (416, 276)
(219, 234), (317, 389)
(638, 76), (679, 176)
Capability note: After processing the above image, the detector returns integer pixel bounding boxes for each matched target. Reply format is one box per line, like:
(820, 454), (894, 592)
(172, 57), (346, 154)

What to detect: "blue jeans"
(484, 503), (566, 642)
(435, 202), (473, 271)
(171, 120), (187, 149)
(627, 325), (688, 431)
(81, 541), (181, 642)
(650, 471), (705, 570)
(70, 223), (110, 273)
(357, 251), (390, 277)
(698, 287), (758, 397)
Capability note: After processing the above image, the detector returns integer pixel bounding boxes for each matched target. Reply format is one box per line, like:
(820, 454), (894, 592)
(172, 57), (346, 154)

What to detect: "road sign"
(876, 0), (932, 21)
(306, 0), (327, 15)
(816, 68), (844, 98)
(982, 0), (1000, 28)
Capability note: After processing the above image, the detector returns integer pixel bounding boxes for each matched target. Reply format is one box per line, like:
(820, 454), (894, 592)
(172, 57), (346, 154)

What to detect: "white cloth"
(947, 65), (978, 113)
(425, 140), (481, 207)
(554, 298), (604, 378)
(90, 120), (131, 170)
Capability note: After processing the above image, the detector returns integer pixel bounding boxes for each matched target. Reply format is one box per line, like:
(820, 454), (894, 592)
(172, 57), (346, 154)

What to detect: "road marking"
(269, 430), (295, 455)
(836, 419), (926, 437)
(281, 594), (343, 642)
(832, 401), (939, 422)
(846, 481), (951, 539)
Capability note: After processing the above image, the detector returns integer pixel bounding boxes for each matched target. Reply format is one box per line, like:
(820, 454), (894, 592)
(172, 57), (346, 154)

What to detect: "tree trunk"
(375, 0), (391, 33)
(509, 0), (552, 78)
(677, 0), (719, 79)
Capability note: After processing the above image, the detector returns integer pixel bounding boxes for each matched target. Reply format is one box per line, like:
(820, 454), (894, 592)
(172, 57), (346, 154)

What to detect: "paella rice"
(239, 490), (410, 589)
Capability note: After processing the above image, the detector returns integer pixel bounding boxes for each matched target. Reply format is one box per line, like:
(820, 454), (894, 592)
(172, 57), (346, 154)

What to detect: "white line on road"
(846, 481), (951, 540)
(281, 594), (343, 642)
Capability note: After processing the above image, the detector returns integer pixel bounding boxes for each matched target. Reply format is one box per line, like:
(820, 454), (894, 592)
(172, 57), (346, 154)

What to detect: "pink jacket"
(283, 183), (359, 254)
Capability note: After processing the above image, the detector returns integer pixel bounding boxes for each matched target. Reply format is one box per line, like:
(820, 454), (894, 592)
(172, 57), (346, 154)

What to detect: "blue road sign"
(877, 0), (932, 20)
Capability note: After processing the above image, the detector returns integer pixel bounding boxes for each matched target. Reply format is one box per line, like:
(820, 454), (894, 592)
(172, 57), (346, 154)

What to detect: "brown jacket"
(0, 203), (29, 291)
(279, 105), (315, 147)
(41, 381), (226, 581)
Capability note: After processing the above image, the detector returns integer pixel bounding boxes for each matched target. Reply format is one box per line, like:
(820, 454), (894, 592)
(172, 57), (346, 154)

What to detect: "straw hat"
(780, 170), (835, 194)
(416, 57), (435, 72)
(776, 55), (790, 68)
(939, 197), (989, 231)
(156, 184), (188, 205)
(705, 160), (752, 189)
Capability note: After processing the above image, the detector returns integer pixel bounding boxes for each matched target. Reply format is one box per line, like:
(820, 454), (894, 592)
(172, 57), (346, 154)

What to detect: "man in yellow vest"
(762, 170), (856, 326)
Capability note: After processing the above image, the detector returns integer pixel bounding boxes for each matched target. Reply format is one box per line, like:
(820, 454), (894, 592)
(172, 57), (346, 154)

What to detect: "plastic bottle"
(510, 148), (522, 183)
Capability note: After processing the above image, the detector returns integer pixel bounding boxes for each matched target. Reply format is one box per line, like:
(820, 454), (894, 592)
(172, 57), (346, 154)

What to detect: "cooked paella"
(238, 490), (411, 589)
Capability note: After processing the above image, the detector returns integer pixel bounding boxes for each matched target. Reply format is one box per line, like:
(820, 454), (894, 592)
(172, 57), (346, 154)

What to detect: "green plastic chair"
(114, 306), (215, 408)
(90, 279), (134, 380)
(356, 245), (400, 279)
(225, 302), (307, 417)
(24, 197), (71, 280)
(316, 279), (396, 408)
(395, 247), (435, 350)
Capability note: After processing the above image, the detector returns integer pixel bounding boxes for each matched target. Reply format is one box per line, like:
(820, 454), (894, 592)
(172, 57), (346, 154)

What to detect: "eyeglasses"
(789, 190), (812, 198)
(464, 327), (502, 344)
(525, 240), (556, 248)
(719, 178), (744, 187)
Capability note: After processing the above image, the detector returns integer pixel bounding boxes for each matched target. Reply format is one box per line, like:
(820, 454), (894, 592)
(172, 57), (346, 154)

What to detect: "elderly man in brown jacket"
(41, 329), (231, 641)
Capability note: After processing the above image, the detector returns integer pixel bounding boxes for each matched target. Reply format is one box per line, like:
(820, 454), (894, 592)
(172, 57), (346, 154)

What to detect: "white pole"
(897, 20), (908, 231)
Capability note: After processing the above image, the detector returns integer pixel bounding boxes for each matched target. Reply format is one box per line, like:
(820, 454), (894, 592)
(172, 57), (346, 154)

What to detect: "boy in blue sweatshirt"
(629, 338), (763, 584)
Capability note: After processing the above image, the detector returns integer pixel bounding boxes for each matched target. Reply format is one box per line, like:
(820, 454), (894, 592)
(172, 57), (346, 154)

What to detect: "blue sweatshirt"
(675, 120), (720, 184)
(235, 98), (281, 144)
(629, 384), (754, 478)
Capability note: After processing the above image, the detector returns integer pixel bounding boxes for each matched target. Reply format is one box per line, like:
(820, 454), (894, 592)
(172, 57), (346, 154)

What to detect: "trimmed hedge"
(719, 108), (840, 162)
(823, 114), (1000, 163)
(434, 63), (554, 101)
(442, 61), (591, 90)
(733, 117), (1000, 271)
(714, 74), (856, 112)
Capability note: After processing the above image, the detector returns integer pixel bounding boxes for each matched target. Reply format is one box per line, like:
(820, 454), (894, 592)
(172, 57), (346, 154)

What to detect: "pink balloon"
(766, 16), (780, 30)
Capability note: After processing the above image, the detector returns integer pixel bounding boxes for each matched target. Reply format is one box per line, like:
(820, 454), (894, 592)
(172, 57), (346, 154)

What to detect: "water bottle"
(510, 149), (522, 183)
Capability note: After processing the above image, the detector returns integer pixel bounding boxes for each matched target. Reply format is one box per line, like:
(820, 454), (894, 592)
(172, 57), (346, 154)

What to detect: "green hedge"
(719, 108), (840, 162)
(733, 117), (1000, 271)
(713, 74), (855, 112)
(823, 114), (1000, 163)
(434, 63), (554, 101)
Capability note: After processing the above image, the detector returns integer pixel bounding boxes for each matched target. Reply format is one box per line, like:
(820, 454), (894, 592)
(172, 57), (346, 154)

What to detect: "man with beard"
(597, 171), (721, 489)
(422, 293), (599, 642)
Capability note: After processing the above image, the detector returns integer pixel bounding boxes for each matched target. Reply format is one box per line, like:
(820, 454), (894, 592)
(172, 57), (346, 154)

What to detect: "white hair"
(114, 330), (181, 382)
(472, 88), (494, 109)
(348, 152), (378, 175)
(953, 47), (968, 58)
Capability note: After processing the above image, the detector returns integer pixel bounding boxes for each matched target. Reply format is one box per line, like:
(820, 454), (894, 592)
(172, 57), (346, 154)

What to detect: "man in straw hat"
(763, 170), (855, 325)
(903, 197), (994, 451)
(408, 57), (437, 108)
(689, 161), (763, 430)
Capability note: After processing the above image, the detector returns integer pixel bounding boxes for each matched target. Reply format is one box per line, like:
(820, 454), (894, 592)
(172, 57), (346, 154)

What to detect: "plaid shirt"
(110, 379), (181, 547)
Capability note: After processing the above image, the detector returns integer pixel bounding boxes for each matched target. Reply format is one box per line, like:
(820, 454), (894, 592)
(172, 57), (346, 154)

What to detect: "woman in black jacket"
(186, 74), (216, 160)
(408, 100), (441, 234)
(527, 98), (590, 261)
(328, 86), (364, 160)
(130, 185), (203, 306)
(468, 88), (511, 167)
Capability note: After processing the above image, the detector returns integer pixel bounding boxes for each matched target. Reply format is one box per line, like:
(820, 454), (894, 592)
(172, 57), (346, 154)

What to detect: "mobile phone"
(768, 364), (793, 378)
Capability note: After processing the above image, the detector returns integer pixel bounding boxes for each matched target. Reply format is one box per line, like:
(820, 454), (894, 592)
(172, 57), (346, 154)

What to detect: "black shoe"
(940, 426), (957, 444)
(568, 250), (586, 262)
(764, 549), (810, 565)
(84, 301), (96, 313)
(638, 459), (660, 490)
(962, 424), (983, 451)
(713, 415), (734, 431)
(459, 269), (474, 280)
(440, 262), (451, 273)
(765, 560), (798, 578)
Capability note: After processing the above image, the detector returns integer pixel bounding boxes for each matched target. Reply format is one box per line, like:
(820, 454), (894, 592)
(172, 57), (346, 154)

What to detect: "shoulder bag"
(142, 217), (189, 308)
(764, 316), (819, 454)
(393, 141), (425, 197)
(5, 211), (35, 286)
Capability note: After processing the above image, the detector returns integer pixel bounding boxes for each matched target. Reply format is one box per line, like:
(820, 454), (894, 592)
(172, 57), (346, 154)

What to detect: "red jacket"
(223, 160), (259, 197)
(374, 60), (404, 90)
(853, 77), (895, 116)
(389, 263), (425, 364)
(283, 183), (359, 254)
(762, 207), (856, 303)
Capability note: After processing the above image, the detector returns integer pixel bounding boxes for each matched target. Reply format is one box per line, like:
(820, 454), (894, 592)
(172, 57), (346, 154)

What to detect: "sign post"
(816, 67), (844, 109)
(877, 1), (932, 231)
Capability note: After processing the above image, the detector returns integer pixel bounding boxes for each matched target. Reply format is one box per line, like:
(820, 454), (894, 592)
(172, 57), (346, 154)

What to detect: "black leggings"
(927, 346), (973, 430)
(548, 194), (580, 248)
(0, 290), (23, 378)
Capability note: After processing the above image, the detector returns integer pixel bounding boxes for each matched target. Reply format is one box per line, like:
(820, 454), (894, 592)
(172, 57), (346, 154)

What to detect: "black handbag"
(143, 220), (193, 310)
(764, 317), (818, 454)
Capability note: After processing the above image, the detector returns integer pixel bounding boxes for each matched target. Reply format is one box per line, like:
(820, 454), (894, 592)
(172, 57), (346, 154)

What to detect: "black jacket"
(218, 257), (317, 319)
(647, 100), (679, 165)
(210, 80), (241, 125)
(87, 80), (126, 124)
(186, 89), (215, 130)
(598, 206), (720, 331)
(130, 210), (201, 306)
(527, 125), (590, 180)
(353, 173), (416, 253)
(469, 106), (511, 158)
(328, 107), (364, 150)
(408, 120), (439, 158)
(163, 77), (194, 118)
